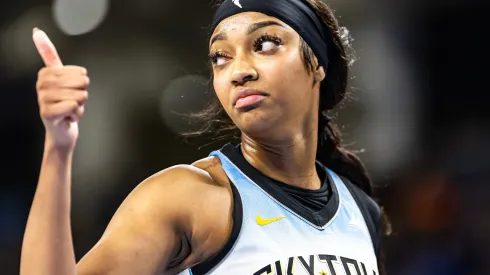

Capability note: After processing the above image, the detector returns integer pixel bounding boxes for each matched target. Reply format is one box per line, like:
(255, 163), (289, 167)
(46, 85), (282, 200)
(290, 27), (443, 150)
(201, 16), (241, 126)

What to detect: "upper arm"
(76, 165), (216, 275)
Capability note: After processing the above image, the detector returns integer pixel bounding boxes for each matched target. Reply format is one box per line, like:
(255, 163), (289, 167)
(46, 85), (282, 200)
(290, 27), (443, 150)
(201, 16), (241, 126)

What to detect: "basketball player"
(20, 0), (386, 274)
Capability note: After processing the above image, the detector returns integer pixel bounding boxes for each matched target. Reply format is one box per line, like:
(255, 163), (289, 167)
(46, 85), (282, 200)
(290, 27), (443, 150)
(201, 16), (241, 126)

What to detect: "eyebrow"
(210, 20), (285, 47)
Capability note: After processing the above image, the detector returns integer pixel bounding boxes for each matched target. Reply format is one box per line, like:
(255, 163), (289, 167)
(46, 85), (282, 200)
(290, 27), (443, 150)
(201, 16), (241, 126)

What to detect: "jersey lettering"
(254, 254), (376, 275)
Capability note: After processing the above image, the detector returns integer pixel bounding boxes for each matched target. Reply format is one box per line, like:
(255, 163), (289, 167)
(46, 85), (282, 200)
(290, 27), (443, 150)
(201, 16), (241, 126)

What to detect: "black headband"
(210, 0), (330, 69)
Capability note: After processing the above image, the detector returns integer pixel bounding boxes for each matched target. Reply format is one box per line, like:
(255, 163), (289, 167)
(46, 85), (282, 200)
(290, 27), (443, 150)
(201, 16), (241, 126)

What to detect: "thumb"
(33, 28), (63, 67)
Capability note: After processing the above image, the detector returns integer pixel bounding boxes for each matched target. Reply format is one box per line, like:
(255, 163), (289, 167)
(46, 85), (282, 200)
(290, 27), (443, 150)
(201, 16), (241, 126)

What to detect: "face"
(209, 12), (325, 140)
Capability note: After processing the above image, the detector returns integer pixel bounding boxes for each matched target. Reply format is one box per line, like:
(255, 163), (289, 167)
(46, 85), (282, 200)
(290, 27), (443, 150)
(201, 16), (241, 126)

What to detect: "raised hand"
(33, 28), (89, 148)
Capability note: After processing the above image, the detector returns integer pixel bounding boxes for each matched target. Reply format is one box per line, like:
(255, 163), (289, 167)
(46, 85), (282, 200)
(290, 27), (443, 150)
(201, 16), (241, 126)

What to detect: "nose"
(231, 57), (258, 86)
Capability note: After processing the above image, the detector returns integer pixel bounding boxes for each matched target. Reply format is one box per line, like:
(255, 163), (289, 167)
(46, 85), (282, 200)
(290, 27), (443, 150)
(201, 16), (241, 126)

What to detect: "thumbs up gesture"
(33, 28), (89, 148)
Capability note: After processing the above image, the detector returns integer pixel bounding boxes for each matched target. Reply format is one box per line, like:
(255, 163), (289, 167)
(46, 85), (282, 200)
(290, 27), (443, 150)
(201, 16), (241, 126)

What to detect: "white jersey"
(179, 144), (379, 275)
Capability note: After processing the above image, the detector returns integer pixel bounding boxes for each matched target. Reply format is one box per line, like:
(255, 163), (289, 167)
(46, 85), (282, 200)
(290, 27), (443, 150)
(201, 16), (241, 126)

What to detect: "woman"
(21, 0), (385, 274)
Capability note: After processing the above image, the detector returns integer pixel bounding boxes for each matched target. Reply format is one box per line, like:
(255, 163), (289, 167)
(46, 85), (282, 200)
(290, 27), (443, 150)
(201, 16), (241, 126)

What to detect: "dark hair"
(192, 0), (372, 192)
(189, 0), (390, 236)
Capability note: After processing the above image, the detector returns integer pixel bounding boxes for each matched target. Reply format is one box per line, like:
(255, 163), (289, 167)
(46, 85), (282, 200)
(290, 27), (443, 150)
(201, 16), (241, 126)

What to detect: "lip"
(233, 88), (269, 110)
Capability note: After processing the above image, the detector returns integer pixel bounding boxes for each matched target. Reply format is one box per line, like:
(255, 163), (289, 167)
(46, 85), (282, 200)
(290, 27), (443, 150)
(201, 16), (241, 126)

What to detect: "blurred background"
(1, 0), (489, 274)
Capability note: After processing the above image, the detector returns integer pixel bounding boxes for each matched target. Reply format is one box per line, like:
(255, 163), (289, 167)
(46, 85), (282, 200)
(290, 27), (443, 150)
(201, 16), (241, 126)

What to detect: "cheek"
(259, 50), (312, 99)
(213, 74), (231, 107)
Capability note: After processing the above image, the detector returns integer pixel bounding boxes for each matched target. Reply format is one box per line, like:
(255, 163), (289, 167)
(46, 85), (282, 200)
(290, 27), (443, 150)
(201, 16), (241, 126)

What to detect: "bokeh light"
(159, 75), (210, 134)
(53, 0), (109, 36)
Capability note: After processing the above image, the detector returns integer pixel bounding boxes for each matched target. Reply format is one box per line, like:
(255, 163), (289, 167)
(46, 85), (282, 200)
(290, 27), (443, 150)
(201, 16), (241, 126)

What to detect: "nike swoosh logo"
(256, 214), (286, 226)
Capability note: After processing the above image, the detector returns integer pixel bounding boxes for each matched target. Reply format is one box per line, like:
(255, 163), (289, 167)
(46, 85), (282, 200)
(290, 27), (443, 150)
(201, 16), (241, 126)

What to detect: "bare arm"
(21, 153), (217, 275)
(75, 165), (211, 275)
(74, 161), (233, 275)
(21, 28), (181, 275)
(20, 141), (77, 275)
(20, 139), (183, 275)
(20, 27), (85, 275)
(21, 29), (231, 275)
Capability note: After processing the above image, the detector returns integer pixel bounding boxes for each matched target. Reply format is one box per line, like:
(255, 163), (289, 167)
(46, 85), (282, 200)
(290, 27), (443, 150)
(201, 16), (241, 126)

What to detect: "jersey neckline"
(220, 143), (340, 228)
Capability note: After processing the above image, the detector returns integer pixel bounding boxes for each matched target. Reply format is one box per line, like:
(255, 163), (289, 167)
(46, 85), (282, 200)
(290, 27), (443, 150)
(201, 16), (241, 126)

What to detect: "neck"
(240, 128), (321, 190)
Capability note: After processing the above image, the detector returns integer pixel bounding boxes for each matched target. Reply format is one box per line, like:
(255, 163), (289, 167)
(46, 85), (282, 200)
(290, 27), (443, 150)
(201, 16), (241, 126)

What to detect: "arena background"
(1, 0), (489, 274)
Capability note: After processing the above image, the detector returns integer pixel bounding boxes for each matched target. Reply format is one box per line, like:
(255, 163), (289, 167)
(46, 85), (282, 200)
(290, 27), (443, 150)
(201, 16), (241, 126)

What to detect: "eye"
(253, 34), (283, 53)
(209, 51), (231, 67)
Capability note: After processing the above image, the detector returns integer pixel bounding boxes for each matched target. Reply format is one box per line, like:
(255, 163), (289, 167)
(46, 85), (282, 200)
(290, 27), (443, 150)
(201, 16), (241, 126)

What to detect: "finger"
(38, 66), (87, 77)
(66, 105), (84, 123)
(74, 105), (85, 120)
(54, 75), (90, 89)
(41, 101), (79, 120)
(37, 76), (89, 90)
(62, 76), (90, 89)
(39, 89), (88, 104)
(33, 28), (63, 67)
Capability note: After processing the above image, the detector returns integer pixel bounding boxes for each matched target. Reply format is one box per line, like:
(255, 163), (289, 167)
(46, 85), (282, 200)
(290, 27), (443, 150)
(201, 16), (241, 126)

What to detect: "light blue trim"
(210, 150), (342, 231)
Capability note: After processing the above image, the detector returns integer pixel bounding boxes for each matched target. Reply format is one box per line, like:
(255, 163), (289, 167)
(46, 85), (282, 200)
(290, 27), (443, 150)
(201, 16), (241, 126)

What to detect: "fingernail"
(33, 27), (39, 34)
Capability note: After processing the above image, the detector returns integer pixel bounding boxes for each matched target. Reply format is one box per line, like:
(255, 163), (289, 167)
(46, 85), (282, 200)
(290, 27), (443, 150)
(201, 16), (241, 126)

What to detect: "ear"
(314, 65), (326, 82)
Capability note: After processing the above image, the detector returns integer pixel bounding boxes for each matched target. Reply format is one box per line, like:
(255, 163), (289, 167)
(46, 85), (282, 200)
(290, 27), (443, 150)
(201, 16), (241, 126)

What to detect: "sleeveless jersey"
(178, 145), (379, 275)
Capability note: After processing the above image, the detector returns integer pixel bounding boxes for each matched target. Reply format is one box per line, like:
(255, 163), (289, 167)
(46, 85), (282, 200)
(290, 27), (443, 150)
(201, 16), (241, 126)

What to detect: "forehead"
(211, 12), (291, 37)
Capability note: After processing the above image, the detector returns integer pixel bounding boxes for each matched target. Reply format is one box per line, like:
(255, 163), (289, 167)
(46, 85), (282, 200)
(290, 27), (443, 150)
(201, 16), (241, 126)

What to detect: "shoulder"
(95, 159), (229, 238)
(144, 156), (228, 186)
(340, 177), (380, 220)
(144, 157), (233, 266)
(340, 177), (382, 253)
(77, 158), (232, 274)
(192, 156), (230, 186)
(138, 156), (229, 201)
(136, 157), (231, 229)
(344, 180), (381, 219)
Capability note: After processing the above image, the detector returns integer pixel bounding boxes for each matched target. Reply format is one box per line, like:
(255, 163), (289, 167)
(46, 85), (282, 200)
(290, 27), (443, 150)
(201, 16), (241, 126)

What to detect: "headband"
(210, 0), (330, 69)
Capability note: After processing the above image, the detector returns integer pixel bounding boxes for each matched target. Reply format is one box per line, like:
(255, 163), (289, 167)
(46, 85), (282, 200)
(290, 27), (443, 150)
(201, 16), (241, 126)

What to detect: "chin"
(237, 110), (277, 138)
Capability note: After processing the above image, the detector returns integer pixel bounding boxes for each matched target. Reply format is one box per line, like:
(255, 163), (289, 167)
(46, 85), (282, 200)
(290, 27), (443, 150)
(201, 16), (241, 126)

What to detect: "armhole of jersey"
(190, 181), (243, 275)
(340, 176), (381, 256)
